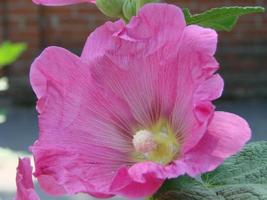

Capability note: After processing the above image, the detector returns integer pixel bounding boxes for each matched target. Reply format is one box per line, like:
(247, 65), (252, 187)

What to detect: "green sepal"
(96, 0), (124, 18)
(96, 0), (160, 22)
(123, 0), (136, 22)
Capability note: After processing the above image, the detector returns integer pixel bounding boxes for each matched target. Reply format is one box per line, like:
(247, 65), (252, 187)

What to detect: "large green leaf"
(202, 141), (267, 186)
(152, 142), (267, 200)
(152, 176), (220, 200)
(0, 41), (27, 68)
(184, 6), (265, 31)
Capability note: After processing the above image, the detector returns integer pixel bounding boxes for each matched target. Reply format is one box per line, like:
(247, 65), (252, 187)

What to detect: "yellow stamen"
(132, 119), (180, 165)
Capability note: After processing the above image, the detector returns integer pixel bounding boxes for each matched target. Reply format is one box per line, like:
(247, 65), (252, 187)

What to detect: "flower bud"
(123, 0), (136, 21)
(96, 0), (160, 22)
(96, 0), (124, 18)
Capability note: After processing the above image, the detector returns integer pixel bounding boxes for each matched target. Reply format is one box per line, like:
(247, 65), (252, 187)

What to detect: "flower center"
(132, 120), (180, 165)
(133, 130), (158, 153)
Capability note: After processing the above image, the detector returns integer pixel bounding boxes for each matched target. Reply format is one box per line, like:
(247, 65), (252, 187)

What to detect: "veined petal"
(81, 3), (185, 62)
(14, 158), (40, 200)
(183, 111), (251, 176)
(194, 74), (224, 103)
(170, 24), (220, 154)
(87, 4), (186, 126)
(81, 20), (125, 62)
(30, 47), (135, 196)
(110, 162), (167, 198)
(110, 161), (188, 198)
(114, 3), (186, 56)
(32, 0), (95, 6)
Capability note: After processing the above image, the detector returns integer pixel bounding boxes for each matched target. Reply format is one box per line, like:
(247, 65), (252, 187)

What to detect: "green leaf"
(183, 8), (192, 22)
(185, 6), (265, 31)
(153, 176), (220, 200)
(152, 142), (267, 200)
(0, 41), (27, 68)
(202, 141), (267, 186)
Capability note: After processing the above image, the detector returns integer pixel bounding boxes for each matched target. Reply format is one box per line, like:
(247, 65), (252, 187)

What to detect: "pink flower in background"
(14, 158), (40, 200)
(32, 0), (95, 6)
(30, 3), (251, 199)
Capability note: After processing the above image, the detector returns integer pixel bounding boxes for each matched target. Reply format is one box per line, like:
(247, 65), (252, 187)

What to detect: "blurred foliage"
(0, 108), (7, 124)
(0, 41), (27, 69)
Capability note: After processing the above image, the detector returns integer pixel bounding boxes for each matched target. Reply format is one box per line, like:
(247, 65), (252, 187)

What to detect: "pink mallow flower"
(14, 158), (40, 200)
(32, 0), (95, 6)
(30, 3), (251, 199)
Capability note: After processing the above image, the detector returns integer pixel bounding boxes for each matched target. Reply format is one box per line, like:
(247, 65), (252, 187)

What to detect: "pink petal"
(36, 175), (66, 196)
(32, 0), (95, 6)
(110, 162), (166, 198)
(170, 24), (219, 154)
(14, 158), (40, 200)
(81, 3), (185, 62)
(114, 3), (186, 56)
(87, 4), (186, 126)
(110, 161), (189, 198)
(30, 47), (134, 196)
(81, 20), (125, 62)
(183, 111), (251, 176)
(194, 74), (224, 103)
(193, 74), (224, 123)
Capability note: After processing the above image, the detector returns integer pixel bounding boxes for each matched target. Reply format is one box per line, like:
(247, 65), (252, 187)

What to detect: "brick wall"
(0, 0), (266, 103)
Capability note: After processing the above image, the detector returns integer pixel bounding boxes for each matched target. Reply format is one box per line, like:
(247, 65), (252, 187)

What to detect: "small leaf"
(153, 142), (267, 200)
(183, 8), (192, 22)
(185, 6), (265, 31)
(0, 41), (27, 68)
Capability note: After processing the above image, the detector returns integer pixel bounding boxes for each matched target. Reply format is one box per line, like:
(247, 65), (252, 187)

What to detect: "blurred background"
(0, 0), (266, 199)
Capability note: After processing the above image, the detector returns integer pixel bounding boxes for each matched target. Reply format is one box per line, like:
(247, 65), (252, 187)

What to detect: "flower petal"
(193, 74), (224, 123)
(183, 111), (251, 176)
(110, 163), (165, 198)
(32, 0), (95, 6)
(14, 158), (40, 200)
(110, 160), (189, 198)
(114, 3), (186, 55)
(81, 20), (125, 62)
(30, 46), (89, 126)
(30, 47), (135, 196)
(36, 175), (66, 196)
(194, 74), (224, 103)
(87, 4), (186, 126)
(81, 3), (185, 62)
(171, 24), (219, 154)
